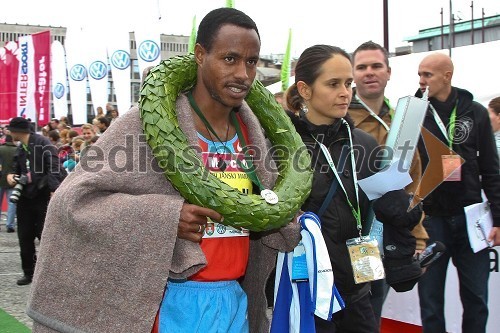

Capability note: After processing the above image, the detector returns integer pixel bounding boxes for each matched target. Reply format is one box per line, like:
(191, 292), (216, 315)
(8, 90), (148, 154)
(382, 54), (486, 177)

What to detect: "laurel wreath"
(139, 54), (312, 231)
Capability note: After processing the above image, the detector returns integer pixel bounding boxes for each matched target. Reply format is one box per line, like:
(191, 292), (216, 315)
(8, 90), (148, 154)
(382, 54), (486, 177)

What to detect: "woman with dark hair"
(285, 45), (421, 332)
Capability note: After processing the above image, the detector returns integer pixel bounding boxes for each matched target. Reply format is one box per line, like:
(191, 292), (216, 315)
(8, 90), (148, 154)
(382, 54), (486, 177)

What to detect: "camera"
(9, 174), (29, 204)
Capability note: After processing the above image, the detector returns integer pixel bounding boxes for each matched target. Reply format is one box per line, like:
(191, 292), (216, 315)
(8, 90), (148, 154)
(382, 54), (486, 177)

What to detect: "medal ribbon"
(187, 91), (265, 191)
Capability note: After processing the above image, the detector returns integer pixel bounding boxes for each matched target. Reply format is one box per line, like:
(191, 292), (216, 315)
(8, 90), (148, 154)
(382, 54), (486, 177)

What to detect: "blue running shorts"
(158, 279), (249, 333)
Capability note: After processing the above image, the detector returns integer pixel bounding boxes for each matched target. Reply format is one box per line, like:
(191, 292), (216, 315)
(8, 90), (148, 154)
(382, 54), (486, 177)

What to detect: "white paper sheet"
(358, 161), (412, 201)
(464, 201), (493, 253)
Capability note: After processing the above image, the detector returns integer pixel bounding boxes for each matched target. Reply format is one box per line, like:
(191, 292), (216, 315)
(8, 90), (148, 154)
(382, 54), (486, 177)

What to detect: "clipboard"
(464, 201), (493, 253)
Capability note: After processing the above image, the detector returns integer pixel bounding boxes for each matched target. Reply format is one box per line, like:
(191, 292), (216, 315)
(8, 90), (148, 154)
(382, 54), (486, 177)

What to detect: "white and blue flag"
(271, 212), (345, 333)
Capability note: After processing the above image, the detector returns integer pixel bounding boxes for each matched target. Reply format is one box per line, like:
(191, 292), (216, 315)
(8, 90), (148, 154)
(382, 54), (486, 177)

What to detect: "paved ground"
(0, 217), (34, 330)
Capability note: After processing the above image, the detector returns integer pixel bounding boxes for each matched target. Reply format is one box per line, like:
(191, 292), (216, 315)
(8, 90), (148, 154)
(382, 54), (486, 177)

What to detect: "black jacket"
(0, 142), (17, 188)
(12, 133), (66, 199)
(289, 112), (380, 303)
(416, 87), (500, 226)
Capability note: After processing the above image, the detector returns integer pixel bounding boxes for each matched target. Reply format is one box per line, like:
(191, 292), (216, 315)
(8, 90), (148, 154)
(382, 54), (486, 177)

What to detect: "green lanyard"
(187, 91), (265, 191)
(21, 143), (31, 172)
(430, 101), (458, 151)
(447, 106), (457, 150)
(312, 119), (362, 233)
(355, 95), (393, 131)
(384, 97), (395, 120)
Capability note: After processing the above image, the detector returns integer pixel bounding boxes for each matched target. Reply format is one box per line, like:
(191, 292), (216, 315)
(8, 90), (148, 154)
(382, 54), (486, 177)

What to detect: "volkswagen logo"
(110, 50), (130, 70)
(69, 64), (87, 81)
(138, 40), (160, 62)
(216, 224), (226, 234)
(53, 83), (65, 99)
(89, 61), (108, 80)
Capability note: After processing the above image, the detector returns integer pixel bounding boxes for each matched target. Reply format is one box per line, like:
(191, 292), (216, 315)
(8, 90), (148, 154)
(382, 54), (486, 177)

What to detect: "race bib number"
(203, 222), (249, 239)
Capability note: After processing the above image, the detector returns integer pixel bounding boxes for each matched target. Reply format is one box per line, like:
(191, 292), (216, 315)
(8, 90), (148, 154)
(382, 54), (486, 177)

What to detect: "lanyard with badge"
(430, 101), (461, 181)
(312, 119), (385, 284)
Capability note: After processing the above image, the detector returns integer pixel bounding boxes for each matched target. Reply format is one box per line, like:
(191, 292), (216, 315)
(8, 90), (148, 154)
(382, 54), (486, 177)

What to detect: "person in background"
(6, 117), (66, 286)
(93, 106), (105, 124)
(47, 130), (61, 148)
(80, 135), (99, 158)
(63, 137), (84, 173)
(80, 123), (96, 144)
(41, 118), (60, 136)
(109, 108), (119, 123)
(49, 118), (60, 131)
(487, 96), (500, 158)
(415, 53), (500, 333)
(60, 116), (70, 127)
(26, 7), (302, 333)
(57, 122), (71, 132)
(0, 134), (18, 233)
(348, 40), (428, 327)
(104, 102), (115, 119)
(285, 44), (422, 333)
(95, 116), (110, 135)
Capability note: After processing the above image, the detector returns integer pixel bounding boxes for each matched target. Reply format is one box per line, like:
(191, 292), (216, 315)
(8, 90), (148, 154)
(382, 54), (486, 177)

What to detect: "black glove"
(373, 189), (422, 229)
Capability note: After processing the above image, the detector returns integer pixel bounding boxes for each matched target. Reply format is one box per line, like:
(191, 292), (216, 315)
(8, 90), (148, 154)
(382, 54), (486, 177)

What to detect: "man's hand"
(178, 203), (224, 243)
(6, 174), (18, 187)
(488, 227), (500, 247)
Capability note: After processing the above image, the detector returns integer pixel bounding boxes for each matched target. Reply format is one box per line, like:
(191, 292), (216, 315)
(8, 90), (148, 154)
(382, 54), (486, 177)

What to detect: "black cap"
(7, 117), (31, 133)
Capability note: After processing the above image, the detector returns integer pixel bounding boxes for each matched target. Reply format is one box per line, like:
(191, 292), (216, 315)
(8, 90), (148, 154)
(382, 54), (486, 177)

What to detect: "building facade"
(402, 14), (500, 54)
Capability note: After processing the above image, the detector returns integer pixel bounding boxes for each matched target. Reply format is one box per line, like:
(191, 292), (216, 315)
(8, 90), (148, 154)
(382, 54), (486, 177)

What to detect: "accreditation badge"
(442, 154), (461, 181)
(346, 236), (385, 284)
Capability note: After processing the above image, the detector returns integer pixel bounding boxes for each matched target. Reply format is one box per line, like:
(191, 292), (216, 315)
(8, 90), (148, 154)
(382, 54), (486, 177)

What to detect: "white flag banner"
(134, 19), (161, 81)
(16, 35), (36, 121)
(51, 40), (68, 120)
(85, 27), (109, 114)
(65, 25), (89, 125)
(107, 27), (132, 115)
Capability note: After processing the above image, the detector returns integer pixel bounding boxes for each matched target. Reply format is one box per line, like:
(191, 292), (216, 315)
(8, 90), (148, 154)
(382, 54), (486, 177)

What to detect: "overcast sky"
(1, 0), (498, 56)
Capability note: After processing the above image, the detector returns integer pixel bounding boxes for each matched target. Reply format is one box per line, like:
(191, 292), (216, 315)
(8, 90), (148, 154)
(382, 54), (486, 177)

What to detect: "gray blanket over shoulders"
(27, 95), (301, 333)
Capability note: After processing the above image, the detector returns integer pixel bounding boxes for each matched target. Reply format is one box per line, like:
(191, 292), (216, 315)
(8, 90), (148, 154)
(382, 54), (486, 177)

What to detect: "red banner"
(32, 31), (51, 127)
(0, 31), (50, 127)
(0, 44), (19, 124)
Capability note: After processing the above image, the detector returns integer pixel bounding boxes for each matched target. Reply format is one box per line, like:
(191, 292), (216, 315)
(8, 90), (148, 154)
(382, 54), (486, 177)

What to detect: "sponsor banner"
(14, 31), (50, 126)
(85, 27), (109, 114)
(133, 19), (161, 81)
(32, 31), (50, 126)
(51, 40), (68, 120)
(16, 35), (36, 121)
(65, 26), (89, 125)
(107, 27), (132, 114)
(0, 44), (19, 124)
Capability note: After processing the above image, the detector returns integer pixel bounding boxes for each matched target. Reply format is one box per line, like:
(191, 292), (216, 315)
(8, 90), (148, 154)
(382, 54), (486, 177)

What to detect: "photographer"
(6, 117), (66, 286)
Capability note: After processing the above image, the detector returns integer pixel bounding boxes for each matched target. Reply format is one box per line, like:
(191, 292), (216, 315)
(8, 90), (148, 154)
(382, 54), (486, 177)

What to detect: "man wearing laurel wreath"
(26, 8), (304, 333)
